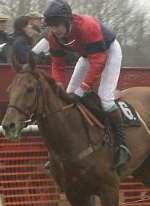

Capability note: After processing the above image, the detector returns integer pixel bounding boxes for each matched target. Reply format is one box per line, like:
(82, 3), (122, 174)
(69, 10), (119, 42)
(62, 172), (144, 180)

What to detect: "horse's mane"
(37, 69), (73, 104)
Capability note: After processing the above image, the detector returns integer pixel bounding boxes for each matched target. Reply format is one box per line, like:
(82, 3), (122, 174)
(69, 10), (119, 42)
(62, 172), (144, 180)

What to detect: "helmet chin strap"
(59, 22), (76, 46)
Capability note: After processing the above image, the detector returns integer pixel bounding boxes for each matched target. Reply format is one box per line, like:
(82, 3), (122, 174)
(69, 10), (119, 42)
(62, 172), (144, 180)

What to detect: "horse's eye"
(27, 87), (34, 93)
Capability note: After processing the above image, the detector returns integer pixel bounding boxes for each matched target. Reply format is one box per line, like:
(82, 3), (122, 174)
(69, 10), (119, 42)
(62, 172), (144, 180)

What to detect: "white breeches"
(66, 40), (122, 111)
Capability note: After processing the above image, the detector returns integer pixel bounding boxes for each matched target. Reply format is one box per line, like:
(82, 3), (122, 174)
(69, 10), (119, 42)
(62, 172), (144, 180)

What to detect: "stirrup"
(120, 144), (132, 157)
(114, 144), (131, 169)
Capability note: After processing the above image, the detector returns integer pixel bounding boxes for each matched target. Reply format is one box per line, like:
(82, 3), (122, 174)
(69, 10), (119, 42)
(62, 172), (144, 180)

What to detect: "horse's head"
(2, 53), (43, 140)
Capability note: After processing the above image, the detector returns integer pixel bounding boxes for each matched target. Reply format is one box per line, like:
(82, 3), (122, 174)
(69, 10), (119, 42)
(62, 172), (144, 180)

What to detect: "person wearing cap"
(27, 11), (43, 33)
(26, 11), (45, 45)
(43, 0), (131, 170)
(11, 16), (35, 65)
(0, 15), (9, 63)
(28, 11), (52, 64)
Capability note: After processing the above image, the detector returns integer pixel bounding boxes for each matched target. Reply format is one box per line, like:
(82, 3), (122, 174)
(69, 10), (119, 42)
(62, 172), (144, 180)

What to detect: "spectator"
(26, 11), (43, 43)
(11, 16), (35, 65)
(0, 15), (9, 63)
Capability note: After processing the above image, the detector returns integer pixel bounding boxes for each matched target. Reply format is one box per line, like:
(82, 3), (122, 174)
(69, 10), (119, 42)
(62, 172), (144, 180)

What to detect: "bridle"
(8, 105), (31, 118)
(7, 71), (46, 125)
(7, 71), (74, 126)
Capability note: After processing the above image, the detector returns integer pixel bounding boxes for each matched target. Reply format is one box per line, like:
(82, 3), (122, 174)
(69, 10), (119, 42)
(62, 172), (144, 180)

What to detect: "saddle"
(79, 91), (141, 128)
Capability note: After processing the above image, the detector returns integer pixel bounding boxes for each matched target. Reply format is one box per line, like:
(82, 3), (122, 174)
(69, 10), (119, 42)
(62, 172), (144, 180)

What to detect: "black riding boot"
(107, 108), (131, 170)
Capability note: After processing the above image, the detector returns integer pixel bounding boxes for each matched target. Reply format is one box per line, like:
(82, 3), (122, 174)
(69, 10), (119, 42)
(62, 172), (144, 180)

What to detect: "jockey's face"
(49, 23), (67, 39)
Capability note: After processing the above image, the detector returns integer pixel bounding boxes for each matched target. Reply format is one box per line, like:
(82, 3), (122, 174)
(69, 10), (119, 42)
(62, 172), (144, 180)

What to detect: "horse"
(2, 57), (150, 206)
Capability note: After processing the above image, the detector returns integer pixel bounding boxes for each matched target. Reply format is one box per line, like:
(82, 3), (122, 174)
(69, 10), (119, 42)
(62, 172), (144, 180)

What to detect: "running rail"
(0, 125), (39, 136)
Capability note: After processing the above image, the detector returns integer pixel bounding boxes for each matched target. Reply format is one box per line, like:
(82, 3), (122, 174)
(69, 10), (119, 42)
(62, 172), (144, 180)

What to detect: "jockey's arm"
(80, 22), (108, 91)
(81, 51), (108, 90)
(51, 55), (67, 88)
(48, 34), (67, 88)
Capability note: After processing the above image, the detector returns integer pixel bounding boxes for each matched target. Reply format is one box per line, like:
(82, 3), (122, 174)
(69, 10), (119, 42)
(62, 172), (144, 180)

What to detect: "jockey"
(43, 0), (131, 169)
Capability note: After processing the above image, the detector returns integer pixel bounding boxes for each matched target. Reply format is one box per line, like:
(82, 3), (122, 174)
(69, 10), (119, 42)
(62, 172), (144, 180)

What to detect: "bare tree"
(66, 0), (150, 65)
(0, 0), (149, 65)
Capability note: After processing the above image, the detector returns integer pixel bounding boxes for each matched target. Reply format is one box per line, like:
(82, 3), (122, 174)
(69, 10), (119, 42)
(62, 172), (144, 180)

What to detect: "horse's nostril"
(2, 123), (16, 131)
(2, 124), (8, 131)
(9, 122), (16, 129)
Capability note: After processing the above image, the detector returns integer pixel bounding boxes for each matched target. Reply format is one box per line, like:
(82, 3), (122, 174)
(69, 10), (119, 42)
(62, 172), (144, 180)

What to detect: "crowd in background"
(0, 12), (79, 67)
(0, 12), (50, 65)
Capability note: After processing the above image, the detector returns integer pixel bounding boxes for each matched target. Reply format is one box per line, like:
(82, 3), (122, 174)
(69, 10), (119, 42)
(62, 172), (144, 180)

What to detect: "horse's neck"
(38, 83), (93, 160)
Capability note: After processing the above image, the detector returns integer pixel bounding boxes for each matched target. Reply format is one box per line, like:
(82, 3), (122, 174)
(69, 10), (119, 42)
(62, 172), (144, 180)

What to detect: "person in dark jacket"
(43, 0), (131, 170)
(11, 16), (34, 65)
(0, 16), (9, 63)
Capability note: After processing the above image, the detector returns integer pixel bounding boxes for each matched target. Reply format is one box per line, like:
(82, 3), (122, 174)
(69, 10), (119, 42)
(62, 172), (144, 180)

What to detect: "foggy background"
(0, 0), (150, 66)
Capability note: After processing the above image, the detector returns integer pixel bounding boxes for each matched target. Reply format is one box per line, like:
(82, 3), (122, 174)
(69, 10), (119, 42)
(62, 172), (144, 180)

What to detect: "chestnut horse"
(2, 60), (150, 206)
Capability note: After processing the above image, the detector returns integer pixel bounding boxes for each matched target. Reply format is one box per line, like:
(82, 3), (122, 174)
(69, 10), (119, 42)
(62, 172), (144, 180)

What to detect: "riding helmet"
(44, 0), (72, 27)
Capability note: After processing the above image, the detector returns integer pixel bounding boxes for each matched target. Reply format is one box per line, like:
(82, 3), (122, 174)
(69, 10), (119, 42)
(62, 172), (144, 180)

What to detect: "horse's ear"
(11, 54), (22, 72)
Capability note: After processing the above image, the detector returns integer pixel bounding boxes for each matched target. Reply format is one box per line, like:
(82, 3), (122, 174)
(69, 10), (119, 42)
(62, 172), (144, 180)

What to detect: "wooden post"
(0, 194), (5, 206)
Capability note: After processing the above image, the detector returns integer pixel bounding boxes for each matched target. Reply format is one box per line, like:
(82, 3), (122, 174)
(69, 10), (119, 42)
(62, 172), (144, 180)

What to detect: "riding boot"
(107, 108), (131, 170)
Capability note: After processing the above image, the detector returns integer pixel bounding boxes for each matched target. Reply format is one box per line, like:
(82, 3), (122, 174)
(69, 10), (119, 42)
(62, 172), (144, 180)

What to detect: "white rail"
(0, 125), (39, 136)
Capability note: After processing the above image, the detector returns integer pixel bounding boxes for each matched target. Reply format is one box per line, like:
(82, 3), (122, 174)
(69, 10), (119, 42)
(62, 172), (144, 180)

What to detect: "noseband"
(8, 105), (31, 118)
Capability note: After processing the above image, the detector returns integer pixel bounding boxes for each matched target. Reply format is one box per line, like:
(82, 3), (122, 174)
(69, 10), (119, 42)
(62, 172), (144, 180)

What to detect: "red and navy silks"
(48, 14), (116, 89)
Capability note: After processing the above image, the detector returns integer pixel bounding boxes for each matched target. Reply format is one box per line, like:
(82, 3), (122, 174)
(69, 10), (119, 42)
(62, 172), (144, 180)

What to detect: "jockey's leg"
(66, 57), (90, 93)
(106, 108), (131, 169)
(98, 40), (131, 170)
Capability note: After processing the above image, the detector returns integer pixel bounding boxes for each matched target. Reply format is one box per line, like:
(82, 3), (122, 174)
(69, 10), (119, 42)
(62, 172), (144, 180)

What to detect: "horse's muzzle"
(2, 122), (16, 133)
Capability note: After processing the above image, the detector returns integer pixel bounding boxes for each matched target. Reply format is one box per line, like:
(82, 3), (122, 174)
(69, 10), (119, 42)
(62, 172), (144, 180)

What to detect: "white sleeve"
(32, 38), (50, 55)
(0, 43), (7, 52)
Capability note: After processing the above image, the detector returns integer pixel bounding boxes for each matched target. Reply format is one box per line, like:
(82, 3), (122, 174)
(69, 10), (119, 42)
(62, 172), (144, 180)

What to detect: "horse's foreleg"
(65, 189), (95, 206)
(100, 186), (119, 206)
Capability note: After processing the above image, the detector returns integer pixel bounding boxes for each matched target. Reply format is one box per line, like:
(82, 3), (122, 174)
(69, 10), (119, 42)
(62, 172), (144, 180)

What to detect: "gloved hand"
(69, 93), (81, 104)
(56, 82), (65, 91)
(67, 87), (86, 104)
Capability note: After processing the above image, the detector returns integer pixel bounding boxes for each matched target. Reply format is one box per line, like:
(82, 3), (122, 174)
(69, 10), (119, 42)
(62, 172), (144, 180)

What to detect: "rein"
(8, 105), (30, 118)
(40, 103), (75, 117)
(8, 71), (75, 125)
